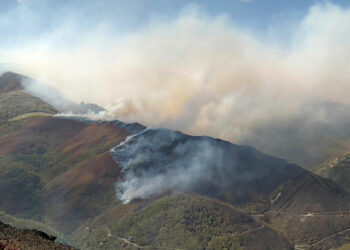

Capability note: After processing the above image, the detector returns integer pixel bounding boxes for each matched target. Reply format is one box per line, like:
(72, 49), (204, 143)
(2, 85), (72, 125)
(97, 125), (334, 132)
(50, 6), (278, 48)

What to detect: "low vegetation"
(0, 91), (56, 120)
(77, 194), (291, 250)
(313, 153), (350, 192)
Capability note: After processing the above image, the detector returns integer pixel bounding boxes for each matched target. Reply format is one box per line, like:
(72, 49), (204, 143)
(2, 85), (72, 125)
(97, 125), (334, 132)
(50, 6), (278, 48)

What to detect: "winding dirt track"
(91, 208), (350, 249)
(232, 225), (265, 236)
(299, 227), (350, 249)
(93, 227), (184, 250)
(252, 209), (350, 217)
(92, 224), (269, 249)
(252, 209), (350, 249)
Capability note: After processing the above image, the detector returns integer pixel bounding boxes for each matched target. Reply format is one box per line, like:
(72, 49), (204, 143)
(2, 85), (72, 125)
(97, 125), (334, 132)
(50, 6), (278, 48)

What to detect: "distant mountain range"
(1, 71), (350, 249)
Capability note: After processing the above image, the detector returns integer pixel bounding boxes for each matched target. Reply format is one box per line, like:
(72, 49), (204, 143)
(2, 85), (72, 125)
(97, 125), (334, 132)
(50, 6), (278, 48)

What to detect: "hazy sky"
(1, 0), (350, 145)
(1, 0), (349, 47)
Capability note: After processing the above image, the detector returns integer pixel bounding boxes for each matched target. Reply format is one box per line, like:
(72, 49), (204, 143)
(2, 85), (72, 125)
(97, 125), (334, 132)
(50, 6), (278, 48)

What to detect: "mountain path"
(251, 208), (350, 217)
(92, 224), (269, 248)
(299, 227), (350, 249)
(232, 224), (265, 236)
(252, 209), (350, 249)
(91, 205), (350, 249)
(92, 227), (184, 250)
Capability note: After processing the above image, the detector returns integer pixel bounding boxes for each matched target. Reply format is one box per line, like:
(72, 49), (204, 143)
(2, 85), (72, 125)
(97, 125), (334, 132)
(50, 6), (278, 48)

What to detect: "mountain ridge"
(1, 71), (350, 249)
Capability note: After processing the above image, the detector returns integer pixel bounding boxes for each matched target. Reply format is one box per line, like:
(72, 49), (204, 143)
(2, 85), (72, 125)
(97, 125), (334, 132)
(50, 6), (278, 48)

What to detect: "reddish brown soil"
(0, 117), (84, 155)
(47, 152), (122, 203)
(0, 116), (130, 232)
(62, 123), (129, 160)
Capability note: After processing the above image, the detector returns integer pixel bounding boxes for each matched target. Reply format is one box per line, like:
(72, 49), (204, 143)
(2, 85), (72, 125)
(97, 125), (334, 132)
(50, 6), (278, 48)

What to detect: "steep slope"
(0, 115), (129, 234)
(0, 72), (57, 120)
(111, 128), (349, 211)
(313, 153), (350, 193)
(4, 113), (350, 249)
(1, 114), (348, 248)
(0, 72), (23, 94)
(255, 208), (350, 249)
(0, 90), (56, 120)
(272, 172), (349, 213)
(74, 191), (350, 250)
(106, 127), (350, 249)
(0, 71), (105, 117)
(0, 210), (64, 242)
(75, 193), (293, 250)
(44, 152), (123, 233)
(1, 72), (350, 249)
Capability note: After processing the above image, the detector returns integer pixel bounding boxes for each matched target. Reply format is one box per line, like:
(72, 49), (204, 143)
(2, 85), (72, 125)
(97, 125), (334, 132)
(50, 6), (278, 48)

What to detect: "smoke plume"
(110, 128), (301, 203)
(2, 3), (350, 166)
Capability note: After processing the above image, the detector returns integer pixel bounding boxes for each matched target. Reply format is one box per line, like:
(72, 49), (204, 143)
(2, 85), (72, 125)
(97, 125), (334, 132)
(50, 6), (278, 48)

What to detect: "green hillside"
(75, 193), (292, 250)
(0, 72), (56, 120)
(0, 90), (56, 120)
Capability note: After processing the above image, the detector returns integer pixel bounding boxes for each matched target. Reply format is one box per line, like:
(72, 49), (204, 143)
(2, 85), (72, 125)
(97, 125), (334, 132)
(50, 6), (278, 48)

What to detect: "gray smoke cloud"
(2, 3), (350, 167)
(112, 129), (222, 203)
(110, 128), (301, 203)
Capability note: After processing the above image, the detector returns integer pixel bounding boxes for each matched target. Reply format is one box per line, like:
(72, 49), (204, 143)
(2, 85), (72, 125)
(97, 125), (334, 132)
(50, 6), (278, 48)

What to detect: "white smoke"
(1, 3), (350, 154)
(21, 77), (74, 111)
(112, 130), (227, 203)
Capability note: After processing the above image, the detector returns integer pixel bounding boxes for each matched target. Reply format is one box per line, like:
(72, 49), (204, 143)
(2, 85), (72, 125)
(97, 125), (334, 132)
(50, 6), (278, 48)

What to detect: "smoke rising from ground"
(2, 3), (350, 145)
(110, 128), (301, 203)
(114, 136), (225, 203)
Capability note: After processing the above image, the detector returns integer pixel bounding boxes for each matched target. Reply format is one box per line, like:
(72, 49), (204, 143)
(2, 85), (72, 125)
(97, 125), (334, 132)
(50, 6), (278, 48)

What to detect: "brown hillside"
(0, 116), (129, 233)
(45, 152), (123, 228)
(0, 117), (84, 155)
(62, 123), (129, 160)
(47, 152), (121, 200)
(272, 172), (350, 213)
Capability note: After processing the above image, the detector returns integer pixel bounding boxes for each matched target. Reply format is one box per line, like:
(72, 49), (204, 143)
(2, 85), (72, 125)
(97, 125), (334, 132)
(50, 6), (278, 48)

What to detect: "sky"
(1, 0), (350, 145)
(1, 0), (349, 48)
